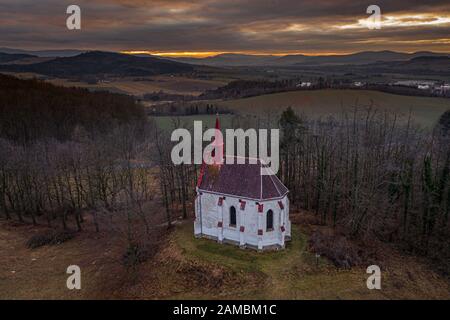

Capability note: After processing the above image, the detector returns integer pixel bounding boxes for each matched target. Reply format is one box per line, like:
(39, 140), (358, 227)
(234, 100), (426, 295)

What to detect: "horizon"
(3, 47), (450, 59)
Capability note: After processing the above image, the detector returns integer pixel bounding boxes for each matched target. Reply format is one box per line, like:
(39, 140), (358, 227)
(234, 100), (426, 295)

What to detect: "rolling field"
(48, 75), (227, 96)
(2, 72), (227, 96)
(216, 89), (450, 127)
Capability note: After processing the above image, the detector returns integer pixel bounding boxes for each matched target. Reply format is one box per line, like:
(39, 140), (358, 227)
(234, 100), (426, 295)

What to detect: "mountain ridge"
(0, 51), (195, 77)
(168, 50), (450, 66)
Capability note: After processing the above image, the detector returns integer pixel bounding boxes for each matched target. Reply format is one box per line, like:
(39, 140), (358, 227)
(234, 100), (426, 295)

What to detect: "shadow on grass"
(174, 222), (311, 274)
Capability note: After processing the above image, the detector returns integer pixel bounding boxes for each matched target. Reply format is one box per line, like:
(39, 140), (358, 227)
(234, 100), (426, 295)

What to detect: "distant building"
(297, 82), (311, 88)
(394, 80), (435, 87)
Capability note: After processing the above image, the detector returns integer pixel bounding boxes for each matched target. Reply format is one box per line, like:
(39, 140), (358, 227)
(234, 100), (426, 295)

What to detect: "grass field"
(216, 89), (450, 128)
(167, 219), (450, 299)
(2, 73), (228, 96)
(1, 214), (449, 299)
(47, 75), (227, 96)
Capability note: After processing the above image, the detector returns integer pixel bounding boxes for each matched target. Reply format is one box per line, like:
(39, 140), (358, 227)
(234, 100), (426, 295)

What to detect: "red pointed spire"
(211, 115), (223, 162)
(197, 115), (223, 189)
(215, 115), (220, 131)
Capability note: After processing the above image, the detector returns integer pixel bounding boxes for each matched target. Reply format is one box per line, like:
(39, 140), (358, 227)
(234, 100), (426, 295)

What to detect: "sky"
(1, 0), (450, 57)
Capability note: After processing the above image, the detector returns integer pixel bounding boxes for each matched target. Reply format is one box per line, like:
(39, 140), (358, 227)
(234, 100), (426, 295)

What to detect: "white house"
(194, 156), (291, 251)
(297, 82), (311, 88)
(418, 84), (430, 90)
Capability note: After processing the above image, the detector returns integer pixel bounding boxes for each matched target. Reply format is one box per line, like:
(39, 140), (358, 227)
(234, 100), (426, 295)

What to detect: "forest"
(0, 76), (449, 275)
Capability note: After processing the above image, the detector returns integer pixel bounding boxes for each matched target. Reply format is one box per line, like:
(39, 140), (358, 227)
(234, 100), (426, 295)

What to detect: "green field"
(166, 221), (450, 299)
(216, 89), (450, 128)
(152, 89), (449, 130)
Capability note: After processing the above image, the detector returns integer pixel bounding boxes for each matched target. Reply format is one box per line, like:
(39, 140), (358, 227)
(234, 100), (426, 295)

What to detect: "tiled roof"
(198, 156), (288, 200)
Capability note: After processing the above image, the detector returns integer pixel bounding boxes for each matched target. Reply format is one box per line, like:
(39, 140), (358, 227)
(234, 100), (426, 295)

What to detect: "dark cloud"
(0, 0), (449, 54)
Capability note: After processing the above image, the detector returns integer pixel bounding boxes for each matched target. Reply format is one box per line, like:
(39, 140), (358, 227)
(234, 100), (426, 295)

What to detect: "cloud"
(0, 0), (449, 54)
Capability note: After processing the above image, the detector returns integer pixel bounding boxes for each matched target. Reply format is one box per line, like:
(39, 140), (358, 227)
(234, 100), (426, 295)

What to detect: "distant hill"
(282, 50), (410, 65)
(366, 56), (450, 75)
(0, 47), (86, 57)
(172, 53), (277, 66)
(0, 52), (36, 64)
(170, 50), (450, 67)
(0, 51), (195, 77)
(301, 55), (450, 76)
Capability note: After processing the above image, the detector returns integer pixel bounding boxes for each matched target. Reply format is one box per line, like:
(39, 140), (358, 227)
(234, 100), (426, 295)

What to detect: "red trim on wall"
(217, 221), (223, 228)
(258, 203), (264, 213)
(218, 197), (223, 206)
(240, 200), (246, 210)
(280, 225), (285, 232)
(278, 201), (284, 209)
(258, 229), (263, 236)
(240, 226), (245, 232)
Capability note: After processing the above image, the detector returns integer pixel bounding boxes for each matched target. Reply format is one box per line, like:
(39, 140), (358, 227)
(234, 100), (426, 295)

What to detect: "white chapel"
(194, 119), (291, 251)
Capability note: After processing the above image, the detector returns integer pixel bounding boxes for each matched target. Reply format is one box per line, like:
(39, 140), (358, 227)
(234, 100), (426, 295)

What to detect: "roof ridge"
(267, 168), (282, 196)
(260, 162), (283, 198)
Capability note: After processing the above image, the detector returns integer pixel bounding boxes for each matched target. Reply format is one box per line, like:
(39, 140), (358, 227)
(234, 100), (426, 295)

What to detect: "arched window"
(266, 210), (274, 231)
(229, 206), (237, 227)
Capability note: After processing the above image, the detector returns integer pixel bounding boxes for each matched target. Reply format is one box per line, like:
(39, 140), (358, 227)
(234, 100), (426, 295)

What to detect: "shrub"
(122, 243), (156, 268)
(26, 230), (75, 249)
(308, 229), (381, 269)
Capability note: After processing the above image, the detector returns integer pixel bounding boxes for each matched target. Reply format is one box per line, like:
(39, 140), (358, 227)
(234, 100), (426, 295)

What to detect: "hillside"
(0, 74), (145, 142)
(367, 56), (450, 75)
(0, 52), (36, 64)
(0, 47), (85, 57)
(298, 56), (450, 76)
(0, 51), (195, 77)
